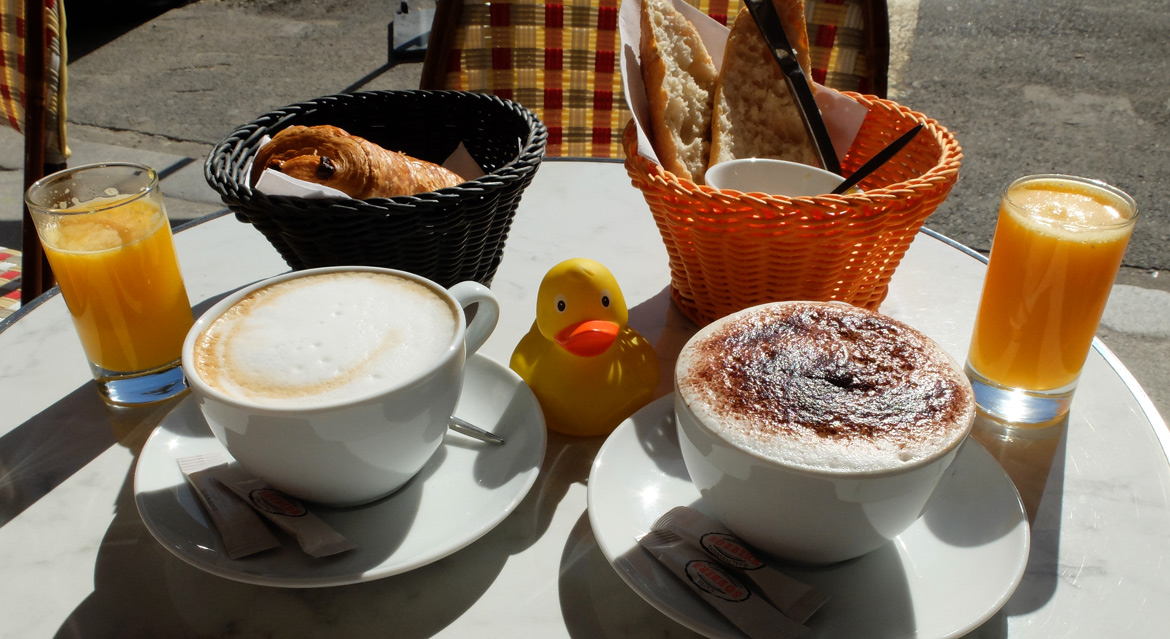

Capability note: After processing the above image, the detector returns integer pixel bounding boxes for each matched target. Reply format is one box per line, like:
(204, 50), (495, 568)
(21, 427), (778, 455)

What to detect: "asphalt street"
(0, 0), (1165, 420)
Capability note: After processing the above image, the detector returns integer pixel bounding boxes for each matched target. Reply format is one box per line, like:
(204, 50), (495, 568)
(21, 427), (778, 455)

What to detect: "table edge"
(919, 227), (1169, 440)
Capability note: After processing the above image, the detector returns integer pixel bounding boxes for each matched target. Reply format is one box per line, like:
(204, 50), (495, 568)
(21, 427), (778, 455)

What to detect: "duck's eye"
(600, 290), (612, 308)
(555, 294), (567, 313)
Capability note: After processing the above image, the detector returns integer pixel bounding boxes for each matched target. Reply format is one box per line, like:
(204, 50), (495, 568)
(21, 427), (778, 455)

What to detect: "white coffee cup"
(181, 266), (499, 506)
(674, 301), (975, 564)
(705, 158), (846, 196)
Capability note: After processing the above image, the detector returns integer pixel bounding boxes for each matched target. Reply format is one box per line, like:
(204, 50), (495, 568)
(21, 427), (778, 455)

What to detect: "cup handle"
(448, 281), (500, 357)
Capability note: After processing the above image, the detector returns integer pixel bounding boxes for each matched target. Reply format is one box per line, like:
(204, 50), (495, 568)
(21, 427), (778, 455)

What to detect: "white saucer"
(587, 396), (1030, 639)
(134, 354), (546, 588)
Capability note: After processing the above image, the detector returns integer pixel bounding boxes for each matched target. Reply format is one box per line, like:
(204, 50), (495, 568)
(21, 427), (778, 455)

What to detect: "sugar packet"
(215, 467), (356, 558)
(638, 529), (808, 638)
(178, 455), (281, 560)
(652, 506), (830, 623)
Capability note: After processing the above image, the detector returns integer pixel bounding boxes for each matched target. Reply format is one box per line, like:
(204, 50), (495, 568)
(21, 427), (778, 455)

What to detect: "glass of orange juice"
(25, 162), (194, 405)
(966, 174), (1138, 427)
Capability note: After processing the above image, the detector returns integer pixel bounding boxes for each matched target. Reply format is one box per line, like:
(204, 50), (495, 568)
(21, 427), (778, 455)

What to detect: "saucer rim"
(587, 395), (1030, 639)
(133, 353), (546, 588)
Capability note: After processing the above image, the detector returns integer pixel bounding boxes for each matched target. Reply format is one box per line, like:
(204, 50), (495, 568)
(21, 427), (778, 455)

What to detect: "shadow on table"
(0, 279), (284, 528)
(55, 463), (492, 638)
(628, 285), (700, 403)
(968, 415), (1068, 634)
(557, 510), (707, 638)
(0, 382), (174, 526)
(52, 367), (588, 636)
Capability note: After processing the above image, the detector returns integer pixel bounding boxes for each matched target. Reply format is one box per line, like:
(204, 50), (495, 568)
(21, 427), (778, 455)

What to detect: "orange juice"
(39, 197), (193, 374)
(968, 177), (1136, 392)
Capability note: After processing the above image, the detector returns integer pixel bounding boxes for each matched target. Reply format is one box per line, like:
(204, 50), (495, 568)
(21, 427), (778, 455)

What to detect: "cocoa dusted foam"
(676, 302), (974, 472)
(194, 271), (458, 407)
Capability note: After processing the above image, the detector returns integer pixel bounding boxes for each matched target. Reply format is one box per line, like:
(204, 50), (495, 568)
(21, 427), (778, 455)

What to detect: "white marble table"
(1, 160), (1167, 638)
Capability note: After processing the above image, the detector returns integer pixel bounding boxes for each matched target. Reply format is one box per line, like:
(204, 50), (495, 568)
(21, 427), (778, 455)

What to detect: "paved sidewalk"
(0, 0), (1165, 420)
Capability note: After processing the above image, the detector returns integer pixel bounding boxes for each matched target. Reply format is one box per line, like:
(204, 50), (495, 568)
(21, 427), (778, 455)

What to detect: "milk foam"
(676, 303), (974, 473)
(195, 272), (458, 407)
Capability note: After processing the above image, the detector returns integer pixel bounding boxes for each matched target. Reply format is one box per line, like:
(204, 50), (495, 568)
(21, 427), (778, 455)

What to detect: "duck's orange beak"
(555, 320), (620, 357)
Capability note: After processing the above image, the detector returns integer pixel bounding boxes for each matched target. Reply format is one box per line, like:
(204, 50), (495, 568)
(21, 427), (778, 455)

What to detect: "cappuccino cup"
(181, 266), (499, 506)
(675, 301), (975, 564)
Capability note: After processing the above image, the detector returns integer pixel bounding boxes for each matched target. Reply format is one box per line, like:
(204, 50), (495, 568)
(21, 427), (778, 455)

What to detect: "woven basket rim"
(204, 89), (548, 209)
(623, 92), (961, 208)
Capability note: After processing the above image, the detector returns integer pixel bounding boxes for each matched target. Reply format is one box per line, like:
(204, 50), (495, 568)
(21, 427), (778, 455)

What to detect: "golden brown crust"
(251, 125), (464, 198)
(709, 4), (819, 169)
(778, 0), (813, 80)
(639, 0), (718, 183)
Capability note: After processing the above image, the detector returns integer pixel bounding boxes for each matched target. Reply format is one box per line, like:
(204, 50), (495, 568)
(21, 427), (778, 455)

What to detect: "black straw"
(831, 123), (925, 195)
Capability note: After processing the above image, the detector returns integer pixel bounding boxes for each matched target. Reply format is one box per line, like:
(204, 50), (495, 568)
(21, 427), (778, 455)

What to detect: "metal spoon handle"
(831, 122), (925, 195)
(449, 416), (505, 445)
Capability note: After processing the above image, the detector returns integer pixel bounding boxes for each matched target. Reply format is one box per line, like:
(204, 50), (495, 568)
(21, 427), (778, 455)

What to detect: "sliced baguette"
(639, 0), (718, 184)
(709, 3), (820, 169)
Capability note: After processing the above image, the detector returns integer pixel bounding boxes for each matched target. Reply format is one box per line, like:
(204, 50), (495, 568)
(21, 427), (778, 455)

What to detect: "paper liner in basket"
(617, 0), (868, 177)
(251, 140), (487, 199)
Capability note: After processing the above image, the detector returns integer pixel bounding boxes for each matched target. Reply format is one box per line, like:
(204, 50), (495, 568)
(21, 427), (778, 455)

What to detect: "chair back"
(1, 0), (68, 302)
(420, 0), (888, 159)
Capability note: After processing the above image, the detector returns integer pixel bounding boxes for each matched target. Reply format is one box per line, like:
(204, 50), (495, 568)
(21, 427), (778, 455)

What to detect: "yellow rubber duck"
(510, 258), (660, 437)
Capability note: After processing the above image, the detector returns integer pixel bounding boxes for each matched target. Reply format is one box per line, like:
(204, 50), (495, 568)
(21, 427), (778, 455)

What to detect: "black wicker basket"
(205, 90), (547, 288)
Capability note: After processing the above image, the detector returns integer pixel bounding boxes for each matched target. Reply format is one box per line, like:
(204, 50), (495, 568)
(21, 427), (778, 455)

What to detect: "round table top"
(1, 160), (1166, 638)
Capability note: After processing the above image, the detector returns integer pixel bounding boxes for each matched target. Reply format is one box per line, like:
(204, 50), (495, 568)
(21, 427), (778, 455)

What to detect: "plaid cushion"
(433, 0), (883, 158)
(0, 248), (22, 318)
(1, 0), (68, 164)
(805, 0), (876, 94)
(441, 0), (627, 158)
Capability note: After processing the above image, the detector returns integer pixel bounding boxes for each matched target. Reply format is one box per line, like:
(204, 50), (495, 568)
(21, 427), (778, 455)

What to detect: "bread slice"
(639, 0), (718, 184)
(709, 4), (820, 169)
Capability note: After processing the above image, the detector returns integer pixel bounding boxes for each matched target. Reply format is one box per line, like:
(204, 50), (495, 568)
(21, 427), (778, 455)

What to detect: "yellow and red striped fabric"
(0, 248), (22, 318)
(0, 0), (67, 163)
(806, 0), (879, 95)
(431, 0), (883, 158)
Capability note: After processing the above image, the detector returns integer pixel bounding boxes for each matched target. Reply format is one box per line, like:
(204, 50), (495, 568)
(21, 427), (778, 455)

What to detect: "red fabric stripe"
(597, 6), (617, 31)
(544, 88), (563, 110)
(815, 25), (838, 48)
(594, 50), (614, 74)
(492, 47), (512, 70)
(592, 127), (610, 147)
(545, 3), (563, 29)
(545, 47), (563, 71)
(0, 84), (22, 131)
(593, 90), (612, 112)
(490, 3), (510, 26)
(548, 126), (563, 146)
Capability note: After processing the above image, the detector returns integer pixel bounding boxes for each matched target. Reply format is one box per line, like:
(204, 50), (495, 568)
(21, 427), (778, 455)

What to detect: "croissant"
(251, 125), (464, 198)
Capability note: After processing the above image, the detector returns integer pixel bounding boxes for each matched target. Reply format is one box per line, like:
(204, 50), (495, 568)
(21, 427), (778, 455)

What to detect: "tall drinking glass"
(25, 162), (194, 405)
(965, 174), (1138, 427)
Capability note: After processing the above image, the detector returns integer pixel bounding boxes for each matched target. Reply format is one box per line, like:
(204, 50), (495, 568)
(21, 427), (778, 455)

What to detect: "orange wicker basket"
(624, 93), (962, 326)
